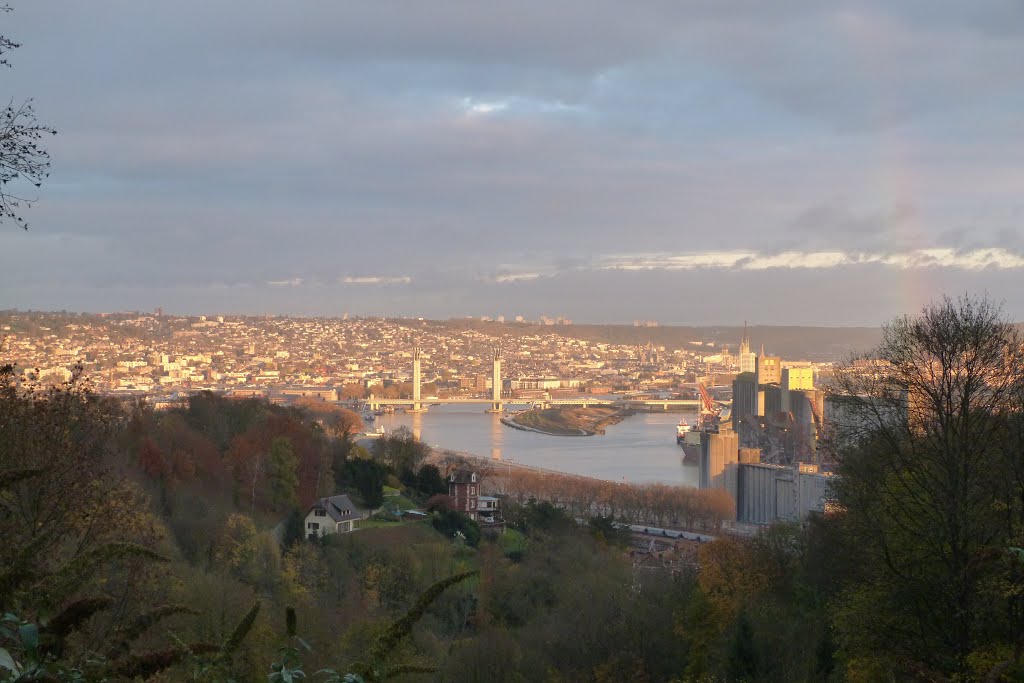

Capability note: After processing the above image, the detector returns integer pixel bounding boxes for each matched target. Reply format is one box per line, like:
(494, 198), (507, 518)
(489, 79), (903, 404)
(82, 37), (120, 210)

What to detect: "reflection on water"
(410, 411), (423, 441)
(374, 404), (699, 486)
(490, 412), (503, 461)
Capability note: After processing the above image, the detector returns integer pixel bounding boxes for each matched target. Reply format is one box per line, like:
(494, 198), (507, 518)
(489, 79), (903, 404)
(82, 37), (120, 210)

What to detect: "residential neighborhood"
(0, 311), (832, 405)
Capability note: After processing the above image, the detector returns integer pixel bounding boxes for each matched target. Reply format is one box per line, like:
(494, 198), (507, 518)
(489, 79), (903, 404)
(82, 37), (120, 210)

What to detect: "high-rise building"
(781, 367), (816, 413)
(763, 384), (783, 415)
(782, 367), (814, 391)
(739, 322), (756, 374)
(755, 354), (782, 386)
(732, 372), (759, 419)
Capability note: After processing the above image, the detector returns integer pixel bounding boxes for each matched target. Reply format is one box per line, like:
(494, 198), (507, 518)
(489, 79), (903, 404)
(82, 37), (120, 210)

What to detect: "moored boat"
(676, 417), (705, 466)
(676, 419), (693, 443)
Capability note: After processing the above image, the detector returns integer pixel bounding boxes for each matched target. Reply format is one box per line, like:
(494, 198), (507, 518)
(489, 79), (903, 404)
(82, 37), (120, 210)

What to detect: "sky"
(1, 1), (1023, 326)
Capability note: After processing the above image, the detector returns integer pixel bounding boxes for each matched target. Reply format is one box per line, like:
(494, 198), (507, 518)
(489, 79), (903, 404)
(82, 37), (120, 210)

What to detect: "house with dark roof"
(448, 469), (479, 519)
(305, 494), (362, 539)
(448, 469), (505, 531)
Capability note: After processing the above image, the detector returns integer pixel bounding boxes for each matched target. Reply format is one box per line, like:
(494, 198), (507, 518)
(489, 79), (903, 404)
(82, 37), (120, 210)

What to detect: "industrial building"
(697, 425), (834, 525)
(735, 462), (833, 525)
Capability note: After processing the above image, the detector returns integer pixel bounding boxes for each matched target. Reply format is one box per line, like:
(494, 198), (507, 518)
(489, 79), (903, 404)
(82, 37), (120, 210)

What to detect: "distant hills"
(439, 319), (884, 362)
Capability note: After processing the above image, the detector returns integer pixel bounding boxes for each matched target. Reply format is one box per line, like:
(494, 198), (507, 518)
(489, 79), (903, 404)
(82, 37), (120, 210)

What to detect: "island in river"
(503, 406), (634, 436)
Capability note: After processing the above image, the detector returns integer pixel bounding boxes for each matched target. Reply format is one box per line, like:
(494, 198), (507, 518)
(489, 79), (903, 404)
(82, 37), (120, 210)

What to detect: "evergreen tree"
(268, 436), (298, 509)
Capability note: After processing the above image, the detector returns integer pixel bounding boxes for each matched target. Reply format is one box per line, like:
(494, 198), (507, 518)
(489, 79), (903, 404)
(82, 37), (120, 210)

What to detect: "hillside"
(436, 319), (883, 361)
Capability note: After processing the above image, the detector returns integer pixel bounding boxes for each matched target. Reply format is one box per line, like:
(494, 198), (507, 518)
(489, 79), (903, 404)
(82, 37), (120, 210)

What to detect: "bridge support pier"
(485, 347), (503, 413)
(408, 348), (428, 412)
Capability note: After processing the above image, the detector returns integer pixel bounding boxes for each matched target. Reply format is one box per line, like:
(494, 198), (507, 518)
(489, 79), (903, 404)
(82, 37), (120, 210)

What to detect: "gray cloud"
(2, 2), (1023, 323)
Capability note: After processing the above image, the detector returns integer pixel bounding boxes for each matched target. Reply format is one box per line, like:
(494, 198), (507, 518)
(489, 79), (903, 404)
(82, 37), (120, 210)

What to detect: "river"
(369, 404), (700, 486)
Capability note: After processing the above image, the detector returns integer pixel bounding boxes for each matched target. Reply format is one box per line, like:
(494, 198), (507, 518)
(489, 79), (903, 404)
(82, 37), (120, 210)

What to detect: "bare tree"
(1, 5), (56, 229)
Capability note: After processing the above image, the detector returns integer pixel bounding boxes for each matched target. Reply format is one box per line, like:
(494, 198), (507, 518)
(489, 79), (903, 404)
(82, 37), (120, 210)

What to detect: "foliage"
(11, 303), (1024, 682)
(344, 458), (387, 509)
(282, 506), (307, 550)
(587, 515), (631, 546)
(414, 464), (447, 496)
(430, 509), (480, 548)
(371, 427), (428, 480)
(346, 571), (478, 682)
(493, 469), (733, 531)
(0, 6), (56, 230)
(512, 499), (574, 536)
(269, 437), (300, 509)
(829, 295), (1024, 679)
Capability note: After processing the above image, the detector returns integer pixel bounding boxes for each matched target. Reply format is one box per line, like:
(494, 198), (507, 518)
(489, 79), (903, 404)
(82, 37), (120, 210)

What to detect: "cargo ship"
(676, 419), (702, 466)
(675, 419), (693, 443)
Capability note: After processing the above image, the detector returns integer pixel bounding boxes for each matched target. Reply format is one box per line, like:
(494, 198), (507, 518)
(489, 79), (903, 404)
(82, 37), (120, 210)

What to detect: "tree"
(829, 295), (1024, 678)
(294, 397), (363, 438)
(430, 508), (480, 548)
(228, 433), (265, 516)
(0, 6), (56, 229)
(268, 436), (298, 509)
(345, 457), (386, 509)
(416, 464), (447, 496)
(372, 426), (429, 478)
(0, 367), (264, 680)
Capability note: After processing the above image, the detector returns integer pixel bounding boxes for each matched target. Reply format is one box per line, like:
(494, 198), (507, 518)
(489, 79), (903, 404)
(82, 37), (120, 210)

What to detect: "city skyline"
(2, 2), (1024, 324)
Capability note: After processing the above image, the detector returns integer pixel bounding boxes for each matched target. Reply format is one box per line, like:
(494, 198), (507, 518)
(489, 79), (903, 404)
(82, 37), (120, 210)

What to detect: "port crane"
(696, 382), (723, 430)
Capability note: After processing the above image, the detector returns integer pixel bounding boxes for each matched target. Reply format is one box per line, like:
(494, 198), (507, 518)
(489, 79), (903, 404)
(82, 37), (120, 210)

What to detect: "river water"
(370, 405), (700, 486)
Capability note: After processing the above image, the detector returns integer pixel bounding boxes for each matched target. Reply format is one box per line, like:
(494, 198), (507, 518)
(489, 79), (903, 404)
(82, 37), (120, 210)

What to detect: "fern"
(380, 663), (438, 680)
(107, 642), (220, 679)
(366, 570), (478, 664)
(341, 571), (479, 681)
(0, 529), (58, 602)
(221, 600), (260, 659)
(44, 596), (113, 643)
(31, 542), (168, 609)
(109, 604), (201, 654)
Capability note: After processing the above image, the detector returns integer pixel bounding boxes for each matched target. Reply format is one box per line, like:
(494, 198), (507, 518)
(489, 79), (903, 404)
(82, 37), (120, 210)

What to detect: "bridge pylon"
(408, 347), (427, 413)
(485, 347), (503, 413)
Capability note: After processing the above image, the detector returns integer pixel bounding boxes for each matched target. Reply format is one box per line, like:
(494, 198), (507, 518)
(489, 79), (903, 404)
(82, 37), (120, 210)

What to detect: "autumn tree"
(0, 369), (264, 679)
(0, 369), (163, 609)
(373, 425), (429, 479)
(294, 396), (363, 438)
(228, 432), (265, 516)
(829, 295), (1024, 679)
(0, 5), (55, 229)
(340, 382), (367, 400)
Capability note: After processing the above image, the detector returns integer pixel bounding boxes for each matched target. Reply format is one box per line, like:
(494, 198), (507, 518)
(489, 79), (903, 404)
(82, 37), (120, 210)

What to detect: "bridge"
(365, 396), (704, 411)
(362, 345), (716, 413)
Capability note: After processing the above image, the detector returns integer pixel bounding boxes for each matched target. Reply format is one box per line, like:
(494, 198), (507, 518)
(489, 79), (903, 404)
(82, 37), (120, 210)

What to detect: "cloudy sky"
(2, 1), (1023, 325)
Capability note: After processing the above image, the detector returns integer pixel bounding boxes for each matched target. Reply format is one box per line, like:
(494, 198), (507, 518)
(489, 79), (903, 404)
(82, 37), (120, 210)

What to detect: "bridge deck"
(364, 397), (707, 407)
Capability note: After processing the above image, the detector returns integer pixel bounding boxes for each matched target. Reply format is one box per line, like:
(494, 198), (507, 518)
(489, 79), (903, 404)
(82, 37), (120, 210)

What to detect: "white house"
(477, 496), (500, 523)
(305, 494), (362, 539)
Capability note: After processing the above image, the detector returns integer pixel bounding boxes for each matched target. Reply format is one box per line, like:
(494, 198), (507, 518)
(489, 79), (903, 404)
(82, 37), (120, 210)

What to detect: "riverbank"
(368, 404), (701, 486)
(505, 406), (634, 436)
(426, 446), (604, 481)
